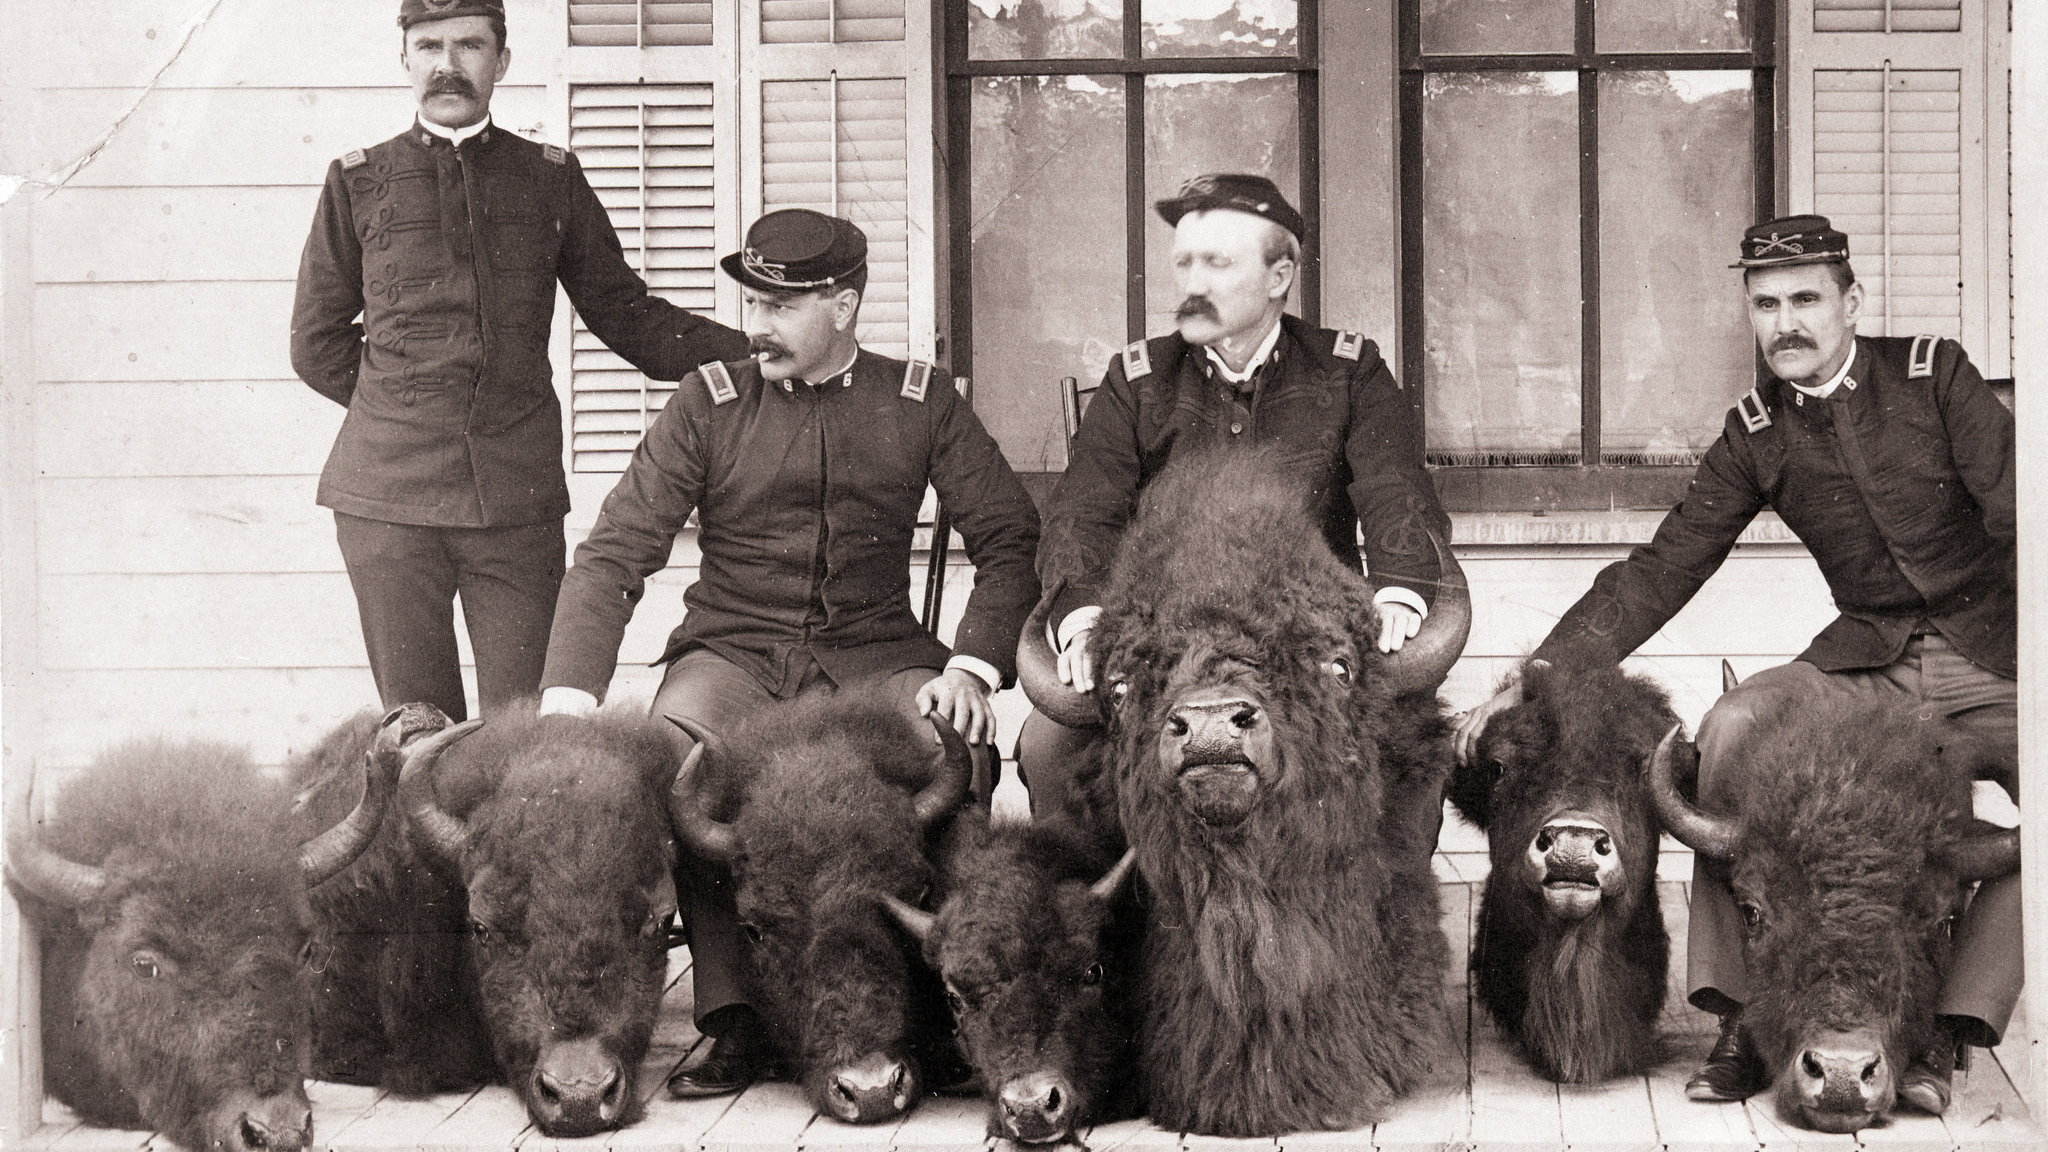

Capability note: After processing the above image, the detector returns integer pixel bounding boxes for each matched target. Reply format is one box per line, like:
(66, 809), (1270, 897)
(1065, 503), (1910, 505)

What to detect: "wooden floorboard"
(19, 878), (2044, 1152)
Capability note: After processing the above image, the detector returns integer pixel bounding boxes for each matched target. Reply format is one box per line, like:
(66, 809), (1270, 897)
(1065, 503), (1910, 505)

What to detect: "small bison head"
(401, 710), (681, 1137)
(1650, 701), (2018, 1132)
(885, 816), (1139, 1144)
(6, 711), (405, 1152)
(668, 693), (973, 1125)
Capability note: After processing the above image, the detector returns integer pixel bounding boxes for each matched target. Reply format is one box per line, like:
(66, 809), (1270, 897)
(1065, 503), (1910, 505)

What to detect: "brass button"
(1230, 422), (1243, 434)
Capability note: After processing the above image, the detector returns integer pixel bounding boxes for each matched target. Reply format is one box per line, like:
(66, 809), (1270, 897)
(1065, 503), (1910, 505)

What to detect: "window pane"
(969, 0), (1123, 60)
(1422, 0), (1574, 56)
(1144, 0), (1299, 58)
(1597, 0), (1751, 53)
(1143, 73), (1300, 338)
(1598, 72), (1755, 464)
(971, 76), (1128, 471)
(1422, 72), (1580, 463)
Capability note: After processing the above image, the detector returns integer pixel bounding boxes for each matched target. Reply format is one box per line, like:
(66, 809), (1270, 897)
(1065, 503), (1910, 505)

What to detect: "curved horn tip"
(1088, 848), (1140, 903)
(668, 741), (738, 866)
(1017, 584), (1105, 730)
(880, 892), (936, 943)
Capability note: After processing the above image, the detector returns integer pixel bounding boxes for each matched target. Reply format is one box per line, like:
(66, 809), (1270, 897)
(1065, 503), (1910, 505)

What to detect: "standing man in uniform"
(1016, 173), (1455, 814)
(290, 0), (745, 722)
(536, 208), (1041, 1098)
(1453, 215), (2018, 1115)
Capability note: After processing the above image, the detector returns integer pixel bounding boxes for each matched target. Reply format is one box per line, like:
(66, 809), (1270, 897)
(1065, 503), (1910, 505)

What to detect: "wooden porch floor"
(23, 874), (2043, 1152)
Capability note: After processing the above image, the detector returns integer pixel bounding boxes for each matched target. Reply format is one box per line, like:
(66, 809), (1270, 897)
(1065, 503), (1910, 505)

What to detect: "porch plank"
(1643, 881), (1758, 1152)
(698, 1082), (814, 1152)
(331, 1087), (487, 1152)
(886, 1094), (991, 1151)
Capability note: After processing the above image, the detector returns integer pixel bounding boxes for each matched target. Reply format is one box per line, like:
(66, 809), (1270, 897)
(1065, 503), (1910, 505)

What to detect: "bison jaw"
(1161, 697), (1273, 827)
(1525, 813), (1623, 922)
(1775, 1026), (1895, 1133)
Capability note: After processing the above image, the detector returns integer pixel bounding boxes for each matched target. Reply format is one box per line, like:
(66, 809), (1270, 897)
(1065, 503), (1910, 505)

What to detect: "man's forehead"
(405, 14), (498, 43)
(1746, 265), (1840, 300)
(1171, 207), (1269, 251)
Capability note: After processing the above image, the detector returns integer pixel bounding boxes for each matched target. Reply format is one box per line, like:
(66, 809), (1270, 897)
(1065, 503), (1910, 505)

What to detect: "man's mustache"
(748, 337), (791, 359)
(1769, 333), (1817, 354)
(1175, 296), (1220, 323)
(427, 74), (478, 97)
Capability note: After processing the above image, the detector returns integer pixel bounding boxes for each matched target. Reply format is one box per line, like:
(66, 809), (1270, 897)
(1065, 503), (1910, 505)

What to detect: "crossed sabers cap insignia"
(1753, 232), (1806, 256)
(741, 248), (791, 282)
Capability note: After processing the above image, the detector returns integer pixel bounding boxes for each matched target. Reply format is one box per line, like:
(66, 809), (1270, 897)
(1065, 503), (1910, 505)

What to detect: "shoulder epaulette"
(341, 148), (368, 170)
(1332, 330), (1365, 361)
(1909, 334), (1939, 379)
(1734, 387), (1772, 433)
(1121, 339), (1152, 380)
(700, 361), (738, 405)
(901, 359), (932, 402)
(542, 143), (568, 165)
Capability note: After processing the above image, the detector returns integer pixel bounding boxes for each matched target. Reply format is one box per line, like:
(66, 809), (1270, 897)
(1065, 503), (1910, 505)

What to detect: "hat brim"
(719, 250), (856, 293)
(1730, 253), (1851, 269)
(1154, 197), (1305, 240)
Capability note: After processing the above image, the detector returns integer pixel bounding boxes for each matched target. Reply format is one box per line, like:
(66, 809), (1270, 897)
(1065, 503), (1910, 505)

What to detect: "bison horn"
(1647, 723), (1737, 862)
(1016, 579), (1103, 730)
(914, 713), (975, 831)
(399, 718), (484, 865)
(1940, 825), (2021, 884)
(1087, 848), (1139, 903)
(1722, 659), (1741, 693)
(3, 764), (107, 909)
(879, 892), (935, 943)
(666, 720), (738, 867)
(299, 707), (421, 886)
(1382, 531), (1473, 696)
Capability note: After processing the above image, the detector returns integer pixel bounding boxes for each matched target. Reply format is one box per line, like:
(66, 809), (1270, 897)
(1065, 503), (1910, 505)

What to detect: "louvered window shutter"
(567, 84), (718, 473)
(569, 0), (715, 46)
(761, 0), (906, 43)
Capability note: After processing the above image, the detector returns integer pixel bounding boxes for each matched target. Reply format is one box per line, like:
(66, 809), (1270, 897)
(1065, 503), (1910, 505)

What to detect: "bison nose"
(1784, 1031), (1892, 1132)
(212, 1091), (314, 1152)
(1165, 700), (1263, 750)
(529, 1037), (628, 1135)
(998, 1071), (1078, 1142)
(1529, 817), (1621, 921)
(823, 1053), (919, 1124)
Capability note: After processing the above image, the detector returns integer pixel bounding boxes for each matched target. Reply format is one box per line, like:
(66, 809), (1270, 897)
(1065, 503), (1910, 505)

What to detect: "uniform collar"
(1204, 316), (1285, 387)
(774, 347), (861, 393)
(1788, 340), (1858, 401)
(417, 113), (492, 147)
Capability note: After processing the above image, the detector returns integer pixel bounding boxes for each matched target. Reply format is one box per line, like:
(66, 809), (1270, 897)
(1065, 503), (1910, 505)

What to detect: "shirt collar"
(1204, 316), (1285, 386)
(418, 113), (492, 146)
(1790, 340), (1858, 400)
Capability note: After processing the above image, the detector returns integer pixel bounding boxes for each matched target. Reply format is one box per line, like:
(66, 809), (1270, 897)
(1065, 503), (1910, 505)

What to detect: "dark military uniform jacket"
(1042, 313), (1451, 622)
(1534, 334), (2016, 677)
(541, 350), (1043, 699)
(289, 121), (747, 528)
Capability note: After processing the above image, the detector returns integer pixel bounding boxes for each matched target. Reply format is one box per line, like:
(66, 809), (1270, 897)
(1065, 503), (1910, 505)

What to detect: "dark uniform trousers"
(1687, 638), (2021, 1047)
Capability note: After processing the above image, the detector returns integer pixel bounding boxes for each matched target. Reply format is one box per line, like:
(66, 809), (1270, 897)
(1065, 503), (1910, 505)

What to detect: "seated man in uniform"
(1453, 214), (2018, 1114)
(536, 208), (1041, 1097)
(1016, 173), (1454, 814)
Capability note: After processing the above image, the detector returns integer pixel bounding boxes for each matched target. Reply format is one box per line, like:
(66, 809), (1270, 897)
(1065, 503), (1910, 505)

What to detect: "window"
(944, 1), (1318, 474)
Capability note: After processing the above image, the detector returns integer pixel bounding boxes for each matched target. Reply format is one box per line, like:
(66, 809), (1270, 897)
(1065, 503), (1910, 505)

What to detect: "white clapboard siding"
(569, 0), (715, 46)
(1813, 0), (1962, 33)
(760, 76), (909, 359)
(1813, 69), (1963, 338)
(566, 83), (720, 473)
(761, 0), (905, 44)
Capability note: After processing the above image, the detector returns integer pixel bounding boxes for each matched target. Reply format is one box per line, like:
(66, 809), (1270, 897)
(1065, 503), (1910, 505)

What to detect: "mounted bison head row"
(669, 690), (972, 1125)
(1024, 447), (1468, 1137)
(1448, 657), (1675, 1082)
(1651, 696), (2019, 1133)
(6, 712), (402, 1152)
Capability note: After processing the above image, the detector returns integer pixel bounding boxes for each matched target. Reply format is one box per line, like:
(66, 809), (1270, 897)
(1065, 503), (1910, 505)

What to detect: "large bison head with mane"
(1447, 657), (1674, 1082)
(1022, 447), (1468, 1136)
(6, 712), (402, 1152)
(668, 690), (972, 1125)
(1650, 696), (2019, 1132)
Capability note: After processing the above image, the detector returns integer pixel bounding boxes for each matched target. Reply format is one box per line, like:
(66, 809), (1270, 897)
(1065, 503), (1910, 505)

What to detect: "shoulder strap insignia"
(1909, 334), (1938, 379)
(1332, 330), (1365, 361)
(542, 143), (568, 165)
(901, 359), (932, 402)
(341, 148), (368, 170)
(700, 361), (738, 406)
(1735, 387), (1772, 433)
(1122, 339), (1152, 380)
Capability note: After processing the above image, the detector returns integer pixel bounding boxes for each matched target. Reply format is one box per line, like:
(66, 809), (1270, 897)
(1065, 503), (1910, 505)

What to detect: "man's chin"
(1767, 351), (1822, 382)
(1175, 318), (1223, 346)
(419, 95), (485, 128)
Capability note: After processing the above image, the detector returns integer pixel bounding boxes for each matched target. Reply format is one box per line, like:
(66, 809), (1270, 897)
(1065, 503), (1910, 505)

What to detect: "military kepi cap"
(1732, 214), (1851, 268)
(1155, 173), (1305, 241)
(399, 0), (507, 29)
(720, 209), (868, 293)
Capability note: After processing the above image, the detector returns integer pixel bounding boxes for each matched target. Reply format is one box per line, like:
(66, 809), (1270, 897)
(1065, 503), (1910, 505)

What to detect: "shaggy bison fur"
(5, 718), (400, 1152)
(1082, 449), (1460, 1136)
(295, 703), (682, 1137)
(1448, 657), (1674, 1081)
(668, 688), (973, 1125)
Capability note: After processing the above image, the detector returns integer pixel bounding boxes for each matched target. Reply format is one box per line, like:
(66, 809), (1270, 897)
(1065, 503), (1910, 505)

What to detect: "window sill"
(1450, 509), (1799, 549)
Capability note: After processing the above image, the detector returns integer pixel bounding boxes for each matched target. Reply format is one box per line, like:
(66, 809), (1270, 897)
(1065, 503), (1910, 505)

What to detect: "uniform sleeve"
(1037, 357), (1144, 622)
(1933, 340), (2015, 548)
(1532, 415), (1769, 667)
(541, 383), (712, 698)
(553, 152), (749, 380)
(928, 385), (1043, 687)
(289, 160), (366, 407)
(1342, 347), (1451, 608)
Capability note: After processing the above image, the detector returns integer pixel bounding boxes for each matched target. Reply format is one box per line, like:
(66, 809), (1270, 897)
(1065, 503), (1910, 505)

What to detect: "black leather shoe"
(1898, 1021), (1958, 1115)
(669, 1019), (773, 1098)
(1685, 1009), (1766, 1102)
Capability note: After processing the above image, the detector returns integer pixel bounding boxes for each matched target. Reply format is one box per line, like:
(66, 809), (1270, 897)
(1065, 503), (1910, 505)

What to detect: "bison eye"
(945, 987), (968, 1015)
(470, 918), (491, 944)
(1081, 963), (1104, 987)
(741, 922), (763, 946)
(130, 952), (162, 979)
(1110, 681), (1129, 706)
(1323, 658), (1352, 684)
(644, 910), (676, 941)
(1737, 901), (1763, 932)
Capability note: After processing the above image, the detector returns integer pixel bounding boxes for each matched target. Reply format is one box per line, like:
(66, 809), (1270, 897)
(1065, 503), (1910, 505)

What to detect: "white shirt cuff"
(944, 655), (1001, 692)
(538, 685), (600, 716)
(1373, 586), (1428, 620)
(1055, 606), (1103, 651)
